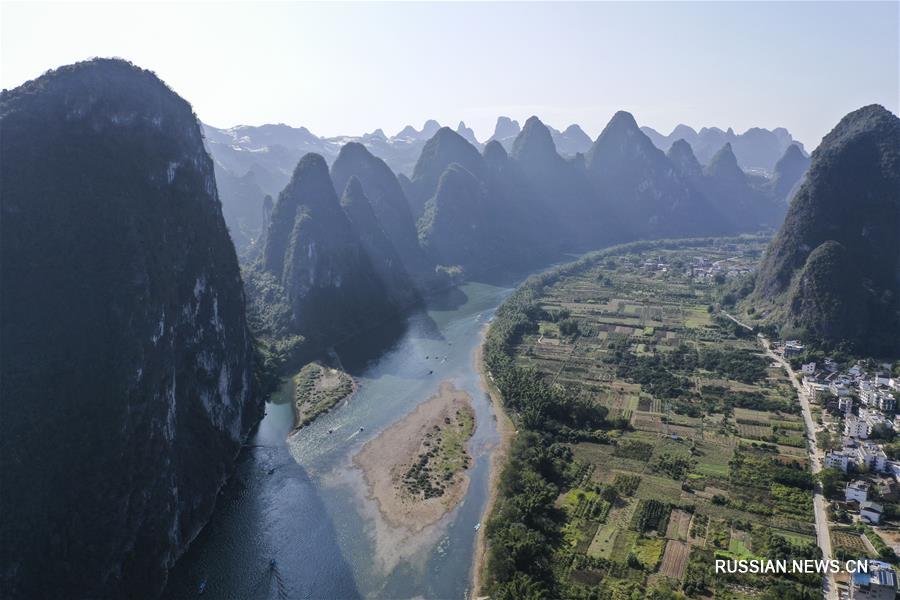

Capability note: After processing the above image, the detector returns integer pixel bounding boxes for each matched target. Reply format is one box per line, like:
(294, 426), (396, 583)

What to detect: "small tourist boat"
(198, 579), (207, 595)
(474, 522), (481, 531)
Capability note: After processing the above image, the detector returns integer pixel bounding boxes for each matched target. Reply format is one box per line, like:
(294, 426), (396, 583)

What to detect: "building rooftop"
(852, 560), (897, 590)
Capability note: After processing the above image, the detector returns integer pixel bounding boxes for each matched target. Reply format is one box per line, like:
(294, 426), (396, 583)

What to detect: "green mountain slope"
(752, 104), (900, 353)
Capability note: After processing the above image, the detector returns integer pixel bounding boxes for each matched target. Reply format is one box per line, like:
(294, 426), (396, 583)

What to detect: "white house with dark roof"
(825, 450), (850, 473)
(860, 501), (883, 525)
(846, 480), (870, 503)
(856, 444), (889, 473)
(846, 414), (870, 439)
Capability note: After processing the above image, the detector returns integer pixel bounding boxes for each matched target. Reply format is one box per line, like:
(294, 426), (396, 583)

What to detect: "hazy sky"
(2, 1), (897, 149)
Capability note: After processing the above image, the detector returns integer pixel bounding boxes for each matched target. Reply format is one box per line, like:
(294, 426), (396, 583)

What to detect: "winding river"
(163, 281), (513, 599)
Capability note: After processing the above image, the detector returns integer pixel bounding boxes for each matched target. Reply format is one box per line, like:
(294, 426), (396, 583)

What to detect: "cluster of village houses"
(629, 252), (756, 280)
(687, 255), (755, 280)
(785, 344), (900, 527)
(780, 343), (900, 600)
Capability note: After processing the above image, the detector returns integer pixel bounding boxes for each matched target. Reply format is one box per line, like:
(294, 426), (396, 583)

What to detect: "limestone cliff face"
(330, 142), (434, 287)
(0, 59), (260, 598)
(586, 111), (727, 239)
(261, 153), (398, 342)
(340, 177), (421, 309)
(753, 105), (900, 353)
(407, 127), (486, 218)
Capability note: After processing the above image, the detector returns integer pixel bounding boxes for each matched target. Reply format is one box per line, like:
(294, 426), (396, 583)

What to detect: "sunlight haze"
(2, 2), (898, 149)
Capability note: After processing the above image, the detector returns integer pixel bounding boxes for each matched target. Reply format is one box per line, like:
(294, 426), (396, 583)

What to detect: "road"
(722, 310), (754, 332)
(760, 335), (838, 600)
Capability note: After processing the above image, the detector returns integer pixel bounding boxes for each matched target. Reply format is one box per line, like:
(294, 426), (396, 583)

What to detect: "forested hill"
(0, 59), (261, 598)
(242, 110), (810, 379)
(750, 104), (900, 354)
(207, 115), (805, 254)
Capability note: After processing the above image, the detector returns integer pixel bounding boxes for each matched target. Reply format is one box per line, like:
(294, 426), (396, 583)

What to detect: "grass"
(402, 403), (474, 499)
(431, 406), (475, 479)
(293, 362), (353, 428)
(728, 533), (754, 558)
(612, 529), (640, 563)
(588, 524), (619, 559)
(634, 536), (666, 569)
(494, 238), (820, 597)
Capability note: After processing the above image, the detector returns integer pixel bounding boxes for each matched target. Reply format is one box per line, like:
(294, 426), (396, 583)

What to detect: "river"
(163, 281), (513, 599)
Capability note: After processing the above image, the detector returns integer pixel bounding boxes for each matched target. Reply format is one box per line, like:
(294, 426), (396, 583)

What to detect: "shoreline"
(353, 381), (476, 533)
(289, 362), (357, 432)
(470, 325), (516, 598)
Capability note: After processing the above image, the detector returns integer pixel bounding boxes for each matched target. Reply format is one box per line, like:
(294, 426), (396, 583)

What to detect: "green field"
(482, 237), (822, 599)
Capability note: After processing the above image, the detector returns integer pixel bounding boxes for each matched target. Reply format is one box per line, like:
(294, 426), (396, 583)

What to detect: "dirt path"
(722, 310), (754, 331)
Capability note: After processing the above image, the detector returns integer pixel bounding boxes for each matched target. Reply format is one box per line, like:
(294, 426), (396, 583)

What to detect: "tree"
(558, 318), (580, 338)
(492, 573), (546, 600)
(818, 468), (845, 499)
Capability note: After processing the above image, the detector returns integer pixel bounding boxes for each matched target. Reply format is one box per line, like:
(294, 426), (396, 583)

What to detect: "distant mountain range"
(640, 123), (806, 173)
(206, 117), (805, 252)
(244, 108), (810, 383)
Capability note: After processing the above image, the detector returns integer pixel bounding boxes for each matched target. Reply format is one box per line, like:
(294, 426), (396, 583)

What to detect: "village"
(777, 340), (900, 600)
(635, 245), (760, 282)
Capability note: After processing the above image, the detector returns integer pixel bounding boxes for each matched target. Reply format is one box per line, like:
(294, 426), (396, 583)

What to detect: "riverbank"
(353, 381), (476, 532)
(291, 362), (356, 430)
(471, 329), (517, 598)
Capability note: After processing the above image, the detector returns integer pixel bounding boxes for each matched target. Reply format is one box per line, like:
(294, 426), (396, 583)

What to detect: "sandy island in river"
(353, 381), (475, 533)
(291, 362), (355, 431)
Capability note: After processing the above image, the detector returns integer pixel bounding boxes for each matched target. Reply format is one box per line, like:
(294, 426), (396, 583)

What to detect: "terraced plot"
(490, 237), (821, 598)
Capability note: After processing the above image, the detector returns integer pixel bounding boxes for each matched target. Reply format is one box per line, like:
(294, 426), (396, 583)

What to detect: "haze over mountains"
(207, 116), (807, 252)
(237, 106), (810, 375)
(1, 55), (893, 600)
(641, 123), (806, 173)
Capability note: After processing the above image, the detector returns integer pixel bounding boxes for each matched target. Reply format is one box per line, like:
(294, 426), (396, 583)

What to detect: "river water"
(163, 281), (512, 599)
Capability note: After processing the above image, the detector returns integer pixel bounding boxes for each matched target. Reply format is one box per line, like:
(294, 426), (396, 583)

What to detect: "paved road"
(760, 335), (838, 600)
(722, 310), (754, 332)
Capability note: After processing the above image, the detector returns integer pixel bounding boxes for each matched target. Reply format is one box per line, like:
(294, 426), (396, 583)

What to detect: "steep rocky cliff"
(752, 105), (900, 353)
(0, 59), (260, 598)
(339, 177), (421, 309)
(259, 153), (398, 344)
(407, 127), (486, 218)
(330, 142), (434, 285)
(586, 111), (727, 239)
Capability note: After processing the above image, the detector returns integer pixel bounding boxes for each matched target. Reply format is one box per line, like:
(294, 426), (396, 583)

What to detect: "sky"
(1, 1), (897, 150)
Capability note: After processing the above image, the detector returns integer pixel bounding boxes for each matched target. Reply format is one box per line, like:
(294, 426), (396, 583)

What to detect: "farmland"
(482, 237), (822, 599)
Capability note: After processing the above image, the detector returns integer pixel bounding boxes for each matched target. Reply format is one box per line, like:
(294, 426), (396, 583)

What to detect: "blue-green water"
(163, 282), (512, 599)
